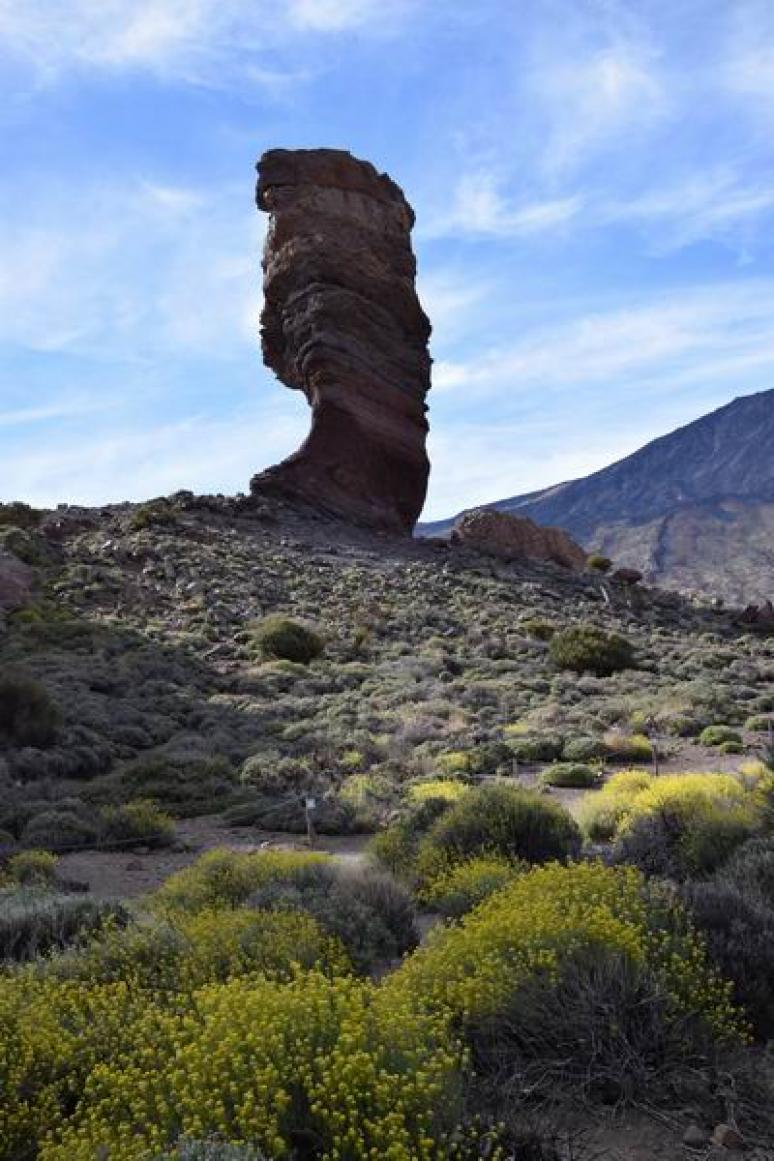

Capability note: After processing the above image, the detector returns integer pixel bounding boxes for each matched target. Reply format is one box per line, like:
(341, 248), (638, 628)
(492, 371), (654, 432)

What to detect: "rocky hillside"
(1, 490), (773, 854)
(420, 389), (774, 604)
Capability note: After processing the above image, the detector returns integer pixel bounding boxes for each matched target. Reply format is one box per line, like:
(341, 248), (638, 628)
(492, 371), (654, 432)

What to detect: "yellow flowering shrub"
(4, 849), (58, 886)
(419, 855), (524, 917)
(385, 862), (743, 1045)
(0, 974), (149, 1159)
(46, 908), (349, 992)
(0, 908), (349, 1159)
(152, 848), (331, 913)
(578, 769), (758, 842)
(40, 972), (465, 1161)
(406, 779), (468, 805)
(435, 751), (475, 776)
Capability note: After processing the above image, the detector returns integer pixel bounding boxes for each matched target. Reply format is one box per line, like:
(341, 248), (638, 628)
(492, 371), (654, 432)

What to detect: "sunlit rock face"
(250, 148), (431, 534)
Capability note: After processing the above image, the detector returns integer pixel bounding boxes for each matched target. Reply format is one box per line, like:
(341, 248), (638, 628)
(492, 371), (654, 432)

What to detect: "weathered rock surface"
(0, 549), (34, 611)
(450, 508), (586, 570)
(250, 148), (431, 534)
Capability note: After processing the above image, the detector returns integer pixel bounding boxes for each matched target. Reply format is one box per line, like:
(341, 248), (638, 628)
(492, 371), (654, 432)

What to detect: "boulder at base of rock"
(451, 509), (585, 570)
(611, 567), (643, 586)
(250, 148), (431, 536)
(0, 549), (34, 611)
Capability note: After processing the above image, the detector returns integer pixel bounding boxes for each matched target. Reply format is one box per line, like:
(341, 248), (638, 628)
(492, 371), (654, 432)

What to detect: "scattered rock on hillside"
(611, 567), (643, 586)
(0, 549), (34, 611)
(739, 600), (774, 628)
(250, 147), (431, 535)
(451, 508), (586, 570)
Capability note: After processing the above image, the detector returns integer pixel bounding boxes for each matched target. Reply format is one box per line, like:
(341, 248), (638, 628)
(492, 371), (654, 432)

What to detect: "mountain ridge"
(419, 388), (774, 603)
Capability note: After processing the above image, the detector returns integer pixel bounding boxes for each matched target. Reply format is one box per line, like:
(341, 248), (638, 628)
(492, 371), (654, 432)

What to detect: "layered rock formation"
(451, 509), (586, 570)
(249, 148), (431, 534)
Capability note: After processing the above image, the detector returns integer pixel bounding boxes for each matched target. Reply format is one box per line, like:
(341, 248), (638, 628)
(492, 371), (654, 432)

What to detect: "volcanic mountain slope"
(420, 389), (774, 604)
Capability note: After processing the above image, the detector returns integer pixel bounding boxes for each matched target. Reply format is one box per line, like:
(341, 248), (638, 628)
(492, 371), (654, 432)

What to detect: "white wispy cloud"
(422, 171), (582, 240)
(2, 401), (308, 507)
(0, 401), (100, 428)
(529, 35), (667, 178)
(432, 282), (774, 398)
(603, 171), (774, 251)
(0, 178), (263, 359)
(0, 0), (417, 87)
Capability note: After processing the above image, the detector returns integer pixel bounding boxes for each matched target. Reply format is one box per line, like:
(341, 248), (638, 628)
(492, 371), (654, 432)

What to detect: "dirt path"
(56, 818), (371, 902)
(56, 753), (755, 901)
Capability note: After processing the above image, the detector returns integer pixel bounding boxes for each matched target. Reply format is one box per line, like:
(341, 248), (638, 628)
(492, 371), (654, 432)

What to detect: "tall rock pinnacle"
(249, 148), (431, 533)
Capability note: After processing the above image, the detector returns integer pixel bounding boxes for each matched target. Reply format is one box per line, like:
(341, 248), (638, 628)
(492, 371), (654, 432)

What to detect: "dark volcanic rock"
(250, 148), (431, 535)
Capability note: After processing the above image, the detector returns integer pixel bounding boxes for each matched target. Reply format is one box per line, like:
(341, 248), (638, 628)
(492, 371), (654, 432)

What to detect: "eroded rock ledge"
(250, 148), (431, 534)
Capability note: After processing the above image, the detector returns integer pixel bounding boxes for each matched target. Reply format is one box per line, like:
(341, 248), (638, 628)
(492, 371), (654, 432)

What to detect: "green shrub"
(539, 763), (598, 789)
(508, 735), (563, 762)
(603, 732), (653, 763)
(248, 864), (418, 974)
(152, 848), (332, 914)
(20, 808), (99, 851)
(367, 823), (418, 879)
(745, 715), (773, 732)
(420, 855), (524, 918)
(48, 907), (346, 992)
(699, 725), (742, 747)
(722, 837), (774, 900)
(548, 624), (634, 676)
(418, 784), (580, 876)
(681, 879), (774, 1039)
(0, 888), (125, 963)
(367, 797), (456, 882)
(586, 554), (612, 573)
(250, 616), (324, 664)
(562, 736), (606, 762)
(520, 618), (556, 641)
(119, 753), (238, 817)
(719, 740), (745, 755)
(224, 793), (355, 835)
(615, 804), (759, 879)
(99, 801), (175, 849)
(0, 673), (61, 747)
(0, 501), (41, 529)
(129, 501), (177, 531)
(4, 850), (58, 886)
(338, 772), (398, 830)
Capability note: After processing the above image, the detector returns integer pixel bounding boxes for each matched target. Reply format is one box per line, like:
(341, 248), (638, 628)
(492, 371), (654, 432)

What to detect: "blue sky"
(2, 0), (774, 519)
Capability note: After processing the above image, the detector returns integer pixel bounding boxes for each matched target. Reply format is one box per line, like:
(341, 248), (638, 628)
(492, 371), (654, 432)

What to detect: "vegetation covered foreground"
(2, 496), (774, 1156)
(3, 840), (771, 1161)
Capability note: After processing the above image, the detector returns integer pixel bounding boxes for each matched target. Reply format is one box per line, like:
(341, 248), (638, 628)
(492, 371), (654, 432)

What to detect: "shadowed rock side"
(250, 148), (432, 534)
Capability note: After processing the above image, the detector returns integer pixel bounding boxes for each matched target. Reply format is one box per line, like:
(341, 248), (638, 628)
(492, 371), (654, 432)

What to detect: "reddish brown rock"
(450, 509), (586, 570)
(611, 567), (643, 586)
(250, 148), (431, 534)
(0, 549), (34, 611)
